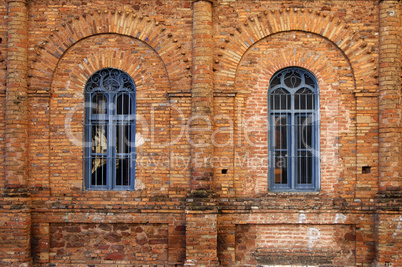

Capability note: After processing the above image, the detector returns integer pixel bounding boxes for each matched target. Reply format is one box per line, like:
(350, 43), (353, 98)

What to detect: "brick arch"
(48, 34), (171, 196)
(235, 38), (340, 96)
(216, 9), (376, 93)
(233, 31), (356, 196)
(60, 41), (169, 96)
(29, 8), (188, 95)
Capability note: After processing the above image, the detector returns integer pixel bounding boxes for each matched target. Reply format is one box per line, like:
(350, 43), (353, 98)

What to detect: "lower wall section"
(375, 213), (402, 265)
(49, 223), (168, 265)
(235, 224), (356, 266)
(0, 203), (31, 266)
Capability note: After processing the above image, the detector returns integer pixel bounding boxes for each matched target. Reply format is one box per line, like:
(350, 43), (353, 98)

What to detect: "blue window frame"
(84, 68), (136, 190)
(268, 67), (320, 192)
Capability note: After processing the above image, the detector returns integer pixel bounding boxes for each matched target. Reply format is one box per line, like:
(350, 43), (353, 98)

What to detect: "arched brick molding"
(0, 49), (5, 190)
(214, 9), (377, 95)
(28, 7), (190, 95)
(232, 31), (357, 199)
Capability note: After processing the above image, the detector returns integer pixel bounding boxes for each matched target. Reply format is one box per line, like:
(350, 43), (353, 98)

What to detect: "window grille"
(268, 67), (320, 191)
(84, 68), (136, 190)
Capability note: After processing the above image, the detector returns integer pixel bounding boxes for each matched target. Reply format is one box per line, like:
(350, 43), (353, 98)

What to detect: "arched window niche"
(268, 67), (320, 192)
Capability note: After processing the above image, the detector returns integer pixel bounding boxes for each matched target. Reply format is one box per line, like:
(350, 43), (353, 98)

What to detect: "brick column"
(375, 1), (401, 265)
(190, 0), (214, 191)
(0, 0), (32, 266)
(185, 210), (218, 266)
(378, 0), (401, 192)
(185, 1), (218, 266)
(5, 0), (29, 188)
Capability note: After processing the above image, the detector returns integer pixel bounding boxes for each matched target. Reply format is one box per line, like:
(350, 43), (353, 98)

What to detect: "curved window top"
(85, 68), (136, 93)
(269, 67), (318, 94)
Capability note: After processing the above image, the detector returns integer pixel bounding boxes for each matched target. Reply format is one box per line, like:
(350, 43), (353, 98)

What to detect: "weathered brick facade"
(0, 0), (400, 266)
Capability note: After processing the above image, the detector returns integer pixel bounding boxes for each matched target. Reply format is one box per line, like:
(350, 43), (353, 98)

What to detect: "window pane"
(116, 124), (130, 154)
(270, 75), (281, 88)
(297, 116), (313, 149)
(295, 88), (315, 110)
(284, 71), (301, 88)
(102, 69), (121, 91)
(304, 73), (315, 87)
(274, 151), (288, 184)
(92, 94), (107, 114)
(91, 155), (107, 186)
(92, 124), (107, 154)
(116, 158), (130, 186)
(85, 72), (102, 92)
(117, 94), (131, 115)
(274, 115), (287, 149)
(297, 151), (313, 184)
(271, 88), (290, 110)
(91, 124), (108, 187)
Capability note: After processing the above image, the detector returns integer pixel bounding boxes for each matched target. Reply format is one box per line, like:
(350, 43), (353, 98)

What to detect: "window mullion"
(85, 95), (91, 189)
(312, 112), (315, 187)
(108, 96), (114, 190)
(130, 99), (135, 190)
(290, 94), (296, 190)
(269, 112), (274, 189)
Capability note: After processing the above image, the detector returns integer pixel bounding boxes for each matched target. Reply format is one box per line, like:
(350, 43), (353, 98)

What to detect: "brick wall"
(0, 0), (400, 266)
(235, 224), (356, 266)
(48, 223), (168, 264)
(0, 0), (6, 190)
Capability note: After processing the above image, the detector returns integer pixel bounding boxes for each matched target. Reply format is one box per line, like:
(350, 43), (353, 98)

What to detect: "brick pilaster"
(378, 0), (401, 192)
(185, 208), (218, 266)
(375, 0), (401, 265)
(185, 1), (218, 266)
(0, 1), (32, 266)
(190, 0), (214, 191)
(5, 0), (29, 188)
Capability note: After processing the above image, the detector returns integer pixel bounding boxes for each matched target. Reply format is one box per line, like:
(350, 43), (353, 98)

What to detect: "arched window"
(268, 67), (320, 191)
(84, 68), (136, 190)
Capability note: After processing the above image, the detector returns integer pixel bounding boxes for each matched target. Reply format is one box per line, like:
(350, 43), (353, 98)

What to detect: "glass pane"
(270, 74), (281, 88)
(284, 71), (301, 88)
(91, 155), (107, 186)
(295, 88), (315, 110)
(117, 94), (131, 115)
(116, 158), (130, 186)
(274, 115), (287, 149)
(297, 151), (313, 184)
(304, 73), (315, 87)
(297, 116), (313, 149)
(102, 69), (121, 91)
(85, 72), (102, 92)
(116, 124), (130, 154)
(271, 88), (290, 110)
(274, 151), (288, 184)
(92, 124), (107, 154)
(92, 94), (107, 114)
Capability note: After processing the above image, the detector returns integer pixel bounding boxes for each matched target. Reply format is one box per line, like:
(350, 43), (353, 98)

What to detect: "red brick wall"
(48, 223), (168, 265)
(31, 213), (186, 265)
(0, 0), (400, 266)
(0, 199), (31, 266)
(235, 224), (356, 266)
(375, 214), (402, 265)
(0, 0), (6, 189)
(219, 212), (376, 266)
